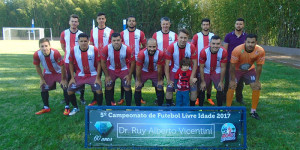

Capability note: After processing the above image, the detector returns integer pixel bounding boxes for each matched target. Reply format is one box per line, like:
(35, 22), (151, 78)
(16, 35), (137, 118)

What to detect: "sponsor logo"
(135, 35), (139, 39)
(221, 123), (236, 142)
(94, 121), (113, 142)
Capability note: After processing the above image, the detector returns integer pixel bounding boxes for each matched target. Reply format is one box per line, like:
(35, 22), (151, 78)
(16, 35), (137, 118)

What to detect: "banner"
(85, 106), (247, 149)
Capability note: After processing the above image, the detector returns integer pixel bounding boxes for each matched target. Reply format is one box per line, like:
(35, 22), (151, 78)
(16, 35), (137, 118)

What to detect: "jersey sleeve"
(108, 29), (114, 44)
(152, 32), (157, 40)
(60, 31), (65, 44)
(120, 31), (125, 43)
(199, 49), (207, 64)
(190, 44), (197, 60)
(220, 48), (228, 63)
(126, 46), (135, 61)
(191, 34), (198, 47)
(157, 51), (165, 65)
(33, 51), (40, 65)
(53, 50), (64, 66)
(140, 31), (147, 45)
(101, 45), (109, 61)
(230, 48), (240, 64)
(136, 50), (145, 66)
(224, 33), (230, 44)
(174, 33), (178, 41)
(165, 44), (174, 60)
(90, 29), (94, 44)
(256, 47), (265, 65)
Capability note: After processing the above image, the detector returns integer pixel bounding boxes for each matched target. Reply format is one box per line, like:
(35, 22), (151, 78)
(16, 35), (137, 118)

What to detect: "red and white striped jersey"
(101, 44), (134, 72)
(152, 30), (178, 52)
(136, 48), (164, 72)
(69, 45), (100, 77)
(60, 29), (83, 63)
(33, 48), (64, 74)
(90, 27), (114, 50)
(165, 42), (197, 73)
(191, 32), (214, 66)
(199, 46), (227, 74)
(120, 29), (147, 60)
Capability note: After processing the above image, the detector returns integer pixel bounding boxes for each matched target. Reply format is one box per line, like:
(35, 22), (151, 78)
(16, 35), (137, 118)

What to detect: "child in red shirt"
(174, 58), (197, 106)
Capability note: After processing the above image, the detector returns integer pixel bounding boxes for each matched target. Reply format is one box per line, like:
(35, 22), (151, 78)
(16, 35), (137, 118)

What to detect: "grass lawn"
(0, 40), (299, 149)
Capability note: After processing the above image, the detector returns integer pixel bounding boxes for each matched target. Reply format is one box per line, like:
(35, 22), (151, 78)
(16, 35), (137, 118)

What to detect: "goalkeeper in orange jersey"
(226, 34), (265, 120)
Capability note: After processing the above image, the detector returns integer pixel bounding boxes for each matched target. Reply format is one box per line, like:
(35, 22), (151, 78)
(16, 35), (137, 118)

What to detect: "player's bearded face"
(127, 17), (136, 29)
(147, 40), (157, 56)
(69, 18), (79, 29)
(78, 37), (89, 50)
(161, 20), (170, 33)
(201, 22), (210, 31)
(40, 42), (51, 56)
(245, 38), (257, 53)
(235, 21), (244, 31)
(210, 39), (221, 54)
(112, 36), (122, 50)
(178, 32), (188, 48)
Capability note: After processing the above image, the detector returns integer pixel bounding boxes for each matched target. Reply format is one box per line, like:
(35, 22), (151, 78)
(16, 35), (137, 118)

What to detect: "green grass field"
(0, 40), (299, 149)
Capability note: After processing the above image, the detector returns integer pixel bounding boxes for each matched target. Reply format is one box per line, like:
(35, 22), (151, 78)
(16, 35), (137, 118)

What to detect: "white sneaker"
(69, 108), (80, 116)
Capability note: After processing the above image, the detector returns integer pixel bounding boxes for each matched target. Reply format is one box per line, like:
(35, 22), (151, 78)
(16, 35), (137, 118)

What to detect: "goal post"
(2, 27), (52, 40)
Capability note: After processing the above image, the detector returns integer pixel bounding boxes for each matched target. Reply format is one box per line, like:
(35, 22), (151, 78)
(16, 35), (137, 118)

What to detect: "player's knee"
(157, 85), (163, 91)
(96, 90), (102, 94)
(68, 91), (75, 95)
(166, 92), (173, 99)
(124, 87), (131, 91)
(106, 87), (113, 90)
(190, 91), (197, 101)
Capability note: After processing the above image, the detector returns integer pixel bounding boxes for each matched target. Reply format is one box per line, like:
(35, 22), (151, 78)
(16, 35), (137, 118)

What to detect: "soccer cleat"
(63, 108), (70, 115)
(35, 108), (51, 115)
(141, 99), (146, 104)
(250, 111), (260, 120)
(80, 99), (86, 105)
(111, 101), (116, 106)
(195, 98), (199, 106)
(88, 101), (97, 106)
(207, 99), (215, 105)
(118, 99), (124, 105)
(69, 108), (80, 116)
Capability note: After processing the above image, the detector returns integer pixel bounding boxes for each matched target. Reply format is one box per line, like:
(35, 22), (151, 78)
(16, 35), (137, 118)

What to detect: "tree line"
(0, 0), (299, 48)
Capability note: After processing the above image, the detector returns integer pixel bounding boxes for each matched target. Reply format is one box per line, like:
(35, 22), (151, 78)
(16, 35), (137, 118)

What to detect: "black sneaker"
(250, 111), (260, 120)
